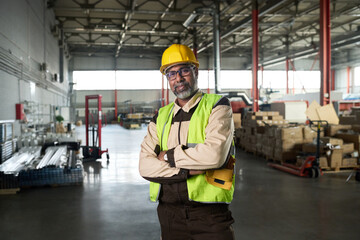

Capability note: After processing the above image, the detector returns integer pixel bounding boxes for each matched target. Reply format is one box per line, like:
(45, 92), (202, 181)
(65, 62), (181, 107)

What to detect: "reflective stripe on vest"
(150, 93), (235, 203)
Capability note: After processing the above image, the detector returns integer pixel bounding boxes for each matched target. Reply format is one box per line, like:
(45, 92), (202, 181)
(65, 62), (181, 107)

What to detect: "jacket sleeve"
(172, 103), (234, 170)
(138, 117), (189, 183)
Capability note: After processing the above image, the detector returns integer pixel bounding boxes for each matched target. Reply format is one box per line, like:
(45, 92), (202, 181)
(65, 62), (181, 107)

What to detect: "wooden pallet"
(321, 165), (359, 173)
(0, 188), (20, 195)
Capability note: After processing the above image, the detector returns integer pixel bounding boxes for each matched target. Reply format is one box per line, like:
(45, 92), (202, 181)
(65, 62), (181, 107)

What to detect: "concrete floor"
(1, 124), (359, 240)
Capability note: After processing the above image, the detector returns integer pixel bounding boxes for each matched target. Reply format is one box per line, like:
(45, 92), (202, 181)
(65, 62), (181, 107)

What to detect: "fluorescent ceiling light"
(183, 12), (197, 28)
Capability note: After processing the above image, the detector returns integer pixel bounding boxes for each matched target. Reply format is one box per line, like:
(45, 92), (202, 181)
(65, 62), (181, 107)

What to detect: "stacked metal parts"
(0, 134), (83, 190)
(36, 146), (67, 169)
(0, 122), (17, 164)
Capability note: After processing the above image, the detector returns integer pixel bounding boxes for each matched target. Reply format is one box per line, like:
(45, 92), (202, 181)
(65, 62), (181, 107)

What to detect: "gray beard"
(174, 82), (198, 100)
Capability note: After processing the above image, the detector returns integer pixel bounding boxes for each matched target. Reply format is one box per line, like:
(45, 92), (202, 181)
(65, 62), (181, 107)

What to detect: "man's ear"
(194, 67), (199, 77)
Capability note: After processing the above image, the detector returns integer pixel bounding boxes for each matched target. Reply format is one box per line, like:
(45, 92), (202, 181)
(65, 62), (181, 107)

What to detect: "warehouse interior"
(1, 0), (360, 239)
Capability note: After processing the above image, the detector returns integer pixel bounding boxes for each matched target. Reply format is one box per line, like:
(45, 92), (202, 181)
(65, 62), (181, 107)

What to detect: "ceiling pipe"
(198, 0), (287, 53)
(262, 30), (360, 68)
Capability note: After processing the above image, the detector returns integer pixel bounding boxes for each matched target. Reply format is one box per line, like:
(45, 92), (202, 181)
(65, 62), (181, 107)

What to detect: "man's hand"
(157, 151), (167, 161)
(189, 170), (205, 175)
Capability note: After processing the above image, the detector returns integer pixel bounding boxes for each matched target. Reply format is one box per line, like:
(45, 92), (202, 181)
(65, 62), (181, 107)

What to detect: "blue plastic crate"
(19, 167), (84, 187)
(0, 172), (19, 189)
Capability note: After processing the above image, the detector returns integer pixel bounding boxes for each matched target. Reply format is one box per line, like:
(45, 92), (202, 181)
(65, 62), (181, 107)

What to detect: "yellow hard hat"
(160, 44), (199, 74)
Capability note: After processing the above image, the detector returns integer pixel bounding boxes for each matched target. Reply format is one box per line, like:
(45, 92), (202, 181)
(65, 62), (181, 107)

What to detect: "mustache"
(174, 82), (190, 90)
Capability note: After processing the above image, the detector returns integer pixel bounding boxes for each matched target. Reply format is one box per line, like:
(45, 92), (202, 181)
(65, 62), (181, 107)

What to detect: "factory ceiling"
(50, 0), (360, 68)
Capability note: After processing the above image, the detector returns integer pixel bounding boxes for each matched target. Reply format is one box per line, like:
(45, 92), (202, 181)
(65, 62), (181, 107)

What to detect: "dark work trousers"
(157, 202), (235, 240)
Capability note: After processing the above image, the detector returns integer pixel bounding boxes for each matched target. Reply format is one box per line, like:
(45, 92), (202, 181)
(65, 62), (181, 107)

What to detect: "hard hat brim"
(160, 61), (199, 75)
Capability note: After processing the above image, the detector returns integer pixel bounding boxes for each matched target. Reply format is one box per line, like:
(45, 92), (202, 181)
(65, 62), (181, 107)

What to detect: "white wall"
(0, 0), (69, 136)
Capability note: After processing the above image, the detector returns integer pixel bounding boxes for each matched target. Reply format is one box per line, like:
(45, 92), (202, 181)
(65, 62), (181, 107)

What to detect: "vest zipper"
(178, 120), (182, 145)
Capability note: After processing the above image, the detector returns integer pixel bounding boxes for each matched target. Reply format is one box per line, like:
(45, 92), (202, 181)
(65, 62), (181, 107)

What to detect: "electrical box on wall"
(16, 103), (25, 120)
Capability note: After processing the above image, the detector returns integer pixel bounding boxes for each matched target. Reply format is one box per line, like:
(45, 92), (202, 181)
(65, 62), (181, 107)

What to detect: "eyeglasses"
(165, 66), (194, 81)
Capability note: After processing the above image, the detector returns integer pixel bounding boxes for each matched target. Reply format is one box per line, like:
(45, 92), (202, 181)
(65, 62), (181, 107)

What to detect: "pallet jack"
(81, 95), (109, 163)
(268, 120), (328, 178)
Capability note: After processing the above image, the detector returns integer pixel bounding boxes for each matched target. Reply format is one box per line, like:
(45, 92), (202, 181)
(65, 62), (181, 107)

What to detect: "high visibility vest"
(149, 93), (235, 204)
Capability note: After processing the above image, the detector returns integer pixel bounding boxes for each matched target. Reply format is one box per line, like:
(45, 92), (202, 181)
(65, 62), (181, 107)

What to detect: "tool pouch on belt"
(205, 155), (236, 190)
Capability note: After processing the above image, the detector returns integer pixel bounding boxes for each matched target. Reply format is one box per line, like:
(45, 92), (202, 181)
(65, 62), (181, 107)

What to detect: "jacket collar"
(173, 90), (203, 114)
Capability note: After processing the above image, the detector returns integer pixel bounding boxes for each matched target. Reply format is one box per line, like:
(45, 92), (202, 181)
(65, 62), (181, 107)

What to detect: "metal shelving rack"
(21, 101), (55, 136)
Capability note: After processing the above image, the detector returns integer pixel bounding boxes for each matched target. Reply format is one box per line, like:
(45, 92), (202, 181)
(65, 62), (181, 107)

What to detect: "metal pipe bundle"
(0, 153), (35, 174)
(46, 146), (67, 167)
(36, 148), (56, 169)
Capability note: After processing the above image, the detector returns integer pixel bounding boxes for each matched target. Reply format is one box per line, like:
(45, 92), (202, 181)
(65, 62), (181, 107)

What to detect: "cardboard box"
(303, 125), (324, 140)
(306, 101), (321, 120)
(266, 111), (280, 116)
(342, 143), (354, 154)
(355, 112), (360, 120)
(335, 133), (360, 152)
(274, 149), (297, 162)
(267, 115), (283, 120)
(256, 126), (266, 134)
(249, 135), (256, 144)
(255, 115), (268, 120)
(328, 149), (343, 168)
(319, 157), (328, 168)
(339, 115), (357, 125)
(306, 101), (339, 124)
(233, 113), (242, 129)
(276, 138), (303, 151)
(302, 143), (326, 154)
(320, 137), (343, 148)
(352, 125), (360, 133)
(317, 104), (339, 125)
(264, 126), (276, 137)
(275, 127), (303, 140)
(248, 111), (267, 116)
(326, 124), (352, 136)
(244, 127), (255, 136)
(342, 157), (358, 166)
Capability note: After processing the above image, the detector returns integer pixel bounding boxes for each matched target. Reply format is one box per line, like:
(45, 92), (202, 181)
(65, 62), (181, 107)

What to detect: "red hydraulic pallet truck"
(82, 95), (109, 163)
(268, 120), (328, 178)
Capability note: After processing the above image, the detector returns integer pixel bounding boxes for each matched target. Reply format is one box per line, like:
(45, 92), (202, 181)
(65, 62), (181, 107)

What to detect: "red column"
(98, 95), (102, 151)
(252, 1), (259, 112)
(286, 59), (289, 94)
(319, 0), (331, 106)
(347, 66), (351, 94)
(85, 96), (89, 146)
(331, 69), (335, 91)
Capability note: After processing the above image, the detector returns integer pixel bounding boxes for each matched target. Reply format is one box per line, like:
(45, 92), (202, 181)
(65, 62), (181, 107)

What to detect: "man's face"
(165, 64), (198, 100)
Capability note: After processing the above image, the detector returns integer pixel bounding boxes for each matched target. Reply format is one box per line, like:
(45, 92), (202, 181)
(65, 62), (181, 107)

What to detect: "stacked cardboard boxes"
(339, 107), (360, 125)
(300, 126), (360, 169)
(236, 107), (360, 171)
(274, 126), (303, 162)
(238, 111), (293, 158)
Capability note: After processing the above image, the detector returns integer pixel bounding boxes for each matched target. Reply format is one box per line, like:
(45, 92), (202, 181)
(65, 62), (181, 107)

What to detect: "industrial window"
(354, 66), (360, 87)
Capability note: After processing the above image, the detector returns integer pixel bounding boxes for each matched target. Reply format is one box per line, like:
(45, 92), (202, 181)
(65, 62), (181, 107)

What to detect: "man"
(139, 44), (235, 240)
